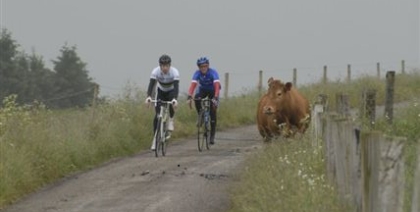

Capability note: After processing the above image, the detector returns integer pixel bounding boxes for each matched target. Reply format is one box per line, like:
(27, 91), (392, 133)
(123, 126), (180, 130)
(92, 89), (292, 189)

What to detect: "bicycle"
(195, 96), (212, 152)
(150, 99), (173, 157)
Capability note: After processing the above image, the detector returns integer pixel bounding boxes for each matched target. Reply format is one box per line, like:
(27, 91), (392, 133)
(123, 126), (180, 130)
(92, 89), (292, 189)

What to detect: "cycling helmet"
(159, 54), (171, 65)
(196, 57), (209, 66)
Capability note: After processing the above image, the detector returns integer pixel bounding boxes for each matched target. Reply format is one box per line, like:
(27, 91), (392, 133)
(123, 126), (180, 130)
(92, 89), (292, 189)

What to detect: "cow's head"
(267, 77), (293, 99)
(263, 77), (293, 115)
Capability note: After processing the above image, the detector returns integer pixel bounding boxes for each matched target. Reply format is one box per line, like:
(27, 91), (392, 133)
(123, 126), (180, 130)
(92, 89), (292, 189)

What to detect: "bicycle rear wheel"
(155, 119), (162, 157)
(197, 111), (206, 152)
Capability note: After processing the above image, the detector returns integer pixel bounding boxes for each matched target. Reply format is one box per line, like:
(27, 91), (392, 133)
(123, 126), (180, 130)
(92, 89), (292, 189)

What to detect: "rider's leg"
(194, 93), (202, 114)
(151, 104), (161, 150)
(166, 90), (176, 134)
(167, 104), (175, 131)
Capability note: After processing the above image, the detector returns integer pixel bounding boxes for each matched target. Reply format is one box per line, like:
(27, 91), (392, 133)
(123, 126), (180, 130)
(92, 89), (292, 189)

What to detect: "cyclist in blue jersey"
(145, 54), (180, 151)
(187, 57), (221, 145)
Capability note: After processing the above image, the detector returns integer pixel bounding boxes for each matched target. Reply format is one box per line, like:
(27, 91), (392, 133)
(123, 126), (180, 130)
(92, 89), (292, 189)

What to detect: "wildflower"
(307, 179), (315, 186)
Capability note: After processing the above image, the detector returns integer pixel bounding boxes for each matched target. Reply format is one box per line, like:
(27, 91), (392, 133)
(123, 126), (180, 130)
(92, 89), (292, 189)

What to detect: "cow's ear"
(268, 77), (274, 85)
(285, 82), (293, 91)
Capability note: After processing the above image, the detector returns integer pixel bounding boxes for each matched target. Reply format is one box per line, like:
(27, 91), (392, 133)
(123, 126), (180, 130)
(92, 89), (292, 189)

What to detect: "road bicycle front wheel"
(205, 115), (211, 150)
(161, 121), (167, 156)
(155, 118), (162, 157)
(197, 111), (206, 152)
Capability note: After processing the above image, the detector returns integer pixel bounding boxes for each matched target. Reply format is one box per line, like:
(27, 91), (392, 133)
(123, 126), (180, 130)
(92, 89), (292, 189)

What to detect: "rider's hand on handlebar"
(187, 95), (192, 109)
(145, 96), (152, 108)
(212, 96), (219, 108)
(171, 99), (178, 108)
(145, 96), (152, 104)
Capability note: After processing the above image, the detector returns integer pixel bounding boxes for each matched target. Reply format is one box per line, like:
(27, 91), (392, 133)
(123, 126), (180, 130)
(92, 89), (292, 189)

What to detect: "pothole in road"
(199, 173), (229, 180)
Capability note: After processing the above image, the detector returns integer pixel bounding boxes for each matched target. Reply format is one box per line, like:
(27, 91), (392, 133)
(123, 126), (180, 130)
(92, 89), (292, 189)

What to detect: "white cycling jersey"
(150, 66), (180, 92)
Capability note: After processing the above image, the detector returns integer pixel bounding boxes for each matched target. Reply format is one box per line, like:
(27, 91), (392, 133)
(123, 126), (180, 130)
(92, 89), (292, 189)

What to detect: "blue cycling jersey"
(191, 68), (220, 92)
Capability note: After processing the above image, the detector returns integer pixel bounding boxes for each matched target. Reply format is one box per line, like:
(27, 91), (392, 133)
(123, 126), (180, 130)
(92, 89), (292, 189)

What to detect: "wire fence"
(221, 60), (420, 98)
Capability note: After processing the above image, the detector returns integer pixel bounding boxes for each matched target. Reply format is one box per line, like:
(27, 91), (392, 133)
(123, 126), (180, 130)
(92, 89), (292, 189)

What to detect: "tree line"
(0, 29), (96, 109)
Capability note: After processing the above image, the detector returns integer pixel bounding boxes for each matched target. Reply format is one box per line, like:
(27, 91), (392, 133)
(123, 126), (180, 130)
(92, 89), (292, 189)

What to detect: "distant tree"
(26, 52), (55, 103)
(0, 29), (20, 103)
(51, 44), (95, 108)
(13, 52), (30, 103)
(0, 30), (96, 108)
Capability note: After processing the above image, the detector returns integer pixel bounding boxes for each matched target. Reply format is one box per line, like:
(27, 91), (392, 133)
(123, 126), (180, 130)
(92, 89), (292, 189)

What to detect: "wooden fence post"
(325, 113), (339, 183)
(401, 60), (405, 74)
(347, 64), (351, 83)
(323, 65), (328, 84)
(92, 83), (99, 108)
(293, 68), (297, 87)
(361, 132), (381, 212)
(224, 72), (229, 99)
(377, 136), (405, 212)
(377, 62), (381, 79)
(336, 119), (359, 204)
(312, 94), (328, 144)
(362, 89), (376, 128)
(258, 70), (263, 94)
(91, 83), (100, 120)
(384, 71), (395, 124)
(412, 141), (420, 212)
(336, 92), (350, 117)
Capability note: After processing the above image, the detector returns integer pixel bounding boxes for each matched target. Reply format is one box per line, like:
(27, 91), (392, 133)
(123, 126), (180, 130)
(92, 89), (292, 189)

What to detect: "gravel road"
(2, 125), (262, 212)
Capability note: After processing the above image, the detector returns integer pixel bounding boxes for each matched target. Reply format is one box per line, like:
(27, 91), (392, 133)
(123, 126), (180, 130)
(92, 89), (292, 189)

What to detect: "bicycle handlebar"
(149, 99), (174, 105)
(191, 96), (211, 101)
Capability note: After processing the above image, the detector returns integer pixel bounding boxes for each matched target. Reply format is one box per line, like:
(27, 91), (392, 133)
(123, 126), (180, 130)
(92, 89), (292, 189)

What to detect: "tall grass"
(1, 71), (419, 210)
(228, 71), (420, 212)
(0, 90), (260, 208)
(228, 137), (353, 212)
(0, 96), (153, 207)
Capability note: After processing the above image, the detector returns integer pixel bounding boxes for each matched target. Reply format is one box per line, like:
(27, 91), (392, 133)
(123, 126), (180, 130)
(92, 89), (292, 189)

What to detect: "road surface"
(2, 125), (262, 212)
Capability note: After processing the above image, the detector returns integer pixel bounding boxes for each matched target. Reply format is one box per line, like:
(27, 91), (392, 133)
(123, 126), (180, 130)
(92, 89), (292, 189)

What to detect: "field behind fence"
(310, 70), (419, 212)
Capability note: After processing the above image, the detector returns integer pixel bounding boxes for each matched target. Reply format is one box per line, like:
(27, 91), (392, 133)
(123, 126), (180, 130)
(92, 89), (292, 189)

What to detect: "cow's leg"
(280, 119), (293, 138)
(298, 114), (311, 134)
(258, 125), (272, 142)
(265, 127), (274, 142)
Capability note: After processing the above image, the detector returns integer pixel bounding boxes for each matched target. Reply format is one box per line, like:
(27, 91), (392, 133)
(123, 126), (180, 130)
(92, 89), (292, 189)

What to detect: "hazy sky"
(1, 0), (419, 97)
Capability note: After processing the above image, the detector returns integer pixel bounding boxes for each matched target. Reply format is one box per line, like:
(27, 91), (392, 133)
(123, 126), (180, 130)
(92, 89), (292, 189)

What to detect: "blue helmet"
(196, 57), (209, 66)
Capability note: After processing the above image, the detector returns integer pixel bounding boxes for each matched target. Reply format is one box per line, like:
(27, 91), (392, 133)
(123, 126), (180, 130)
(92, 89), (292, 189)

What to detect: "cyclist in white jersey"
(145, 54), (180, 151)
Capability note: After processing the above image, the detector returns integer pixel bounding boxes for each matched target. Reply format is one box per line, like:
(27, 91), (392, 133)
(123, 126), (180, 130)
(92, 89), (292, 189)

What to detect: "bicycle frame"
(201, 97), (211, 129)
(150, 99), (172, 157)
(196, 96), (212, 151)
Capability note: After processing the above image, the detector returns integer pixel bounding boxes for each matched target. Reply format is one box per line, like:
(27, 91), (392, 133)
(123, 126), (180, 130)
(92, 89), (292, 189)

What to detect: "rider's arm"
(173, 80), (179, 99)
(146, 78), (157, 97)
(213, 81), (221, 98)
(188, 81), (198, 97)
(212, 69), (221, 98)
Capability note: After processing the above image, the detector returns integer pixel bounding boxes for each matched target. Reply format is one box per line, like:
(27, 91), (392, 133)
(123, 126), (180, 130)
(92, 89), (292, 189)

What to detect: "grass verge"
(1, 71), (419, 210)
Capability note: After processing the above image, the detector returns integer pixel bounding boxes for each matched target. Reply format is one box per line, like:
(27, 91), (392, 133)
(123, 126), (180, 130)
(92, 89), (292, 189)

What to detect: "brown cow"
(257, 77), (311, 141)
(257, 93), (287, 141)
